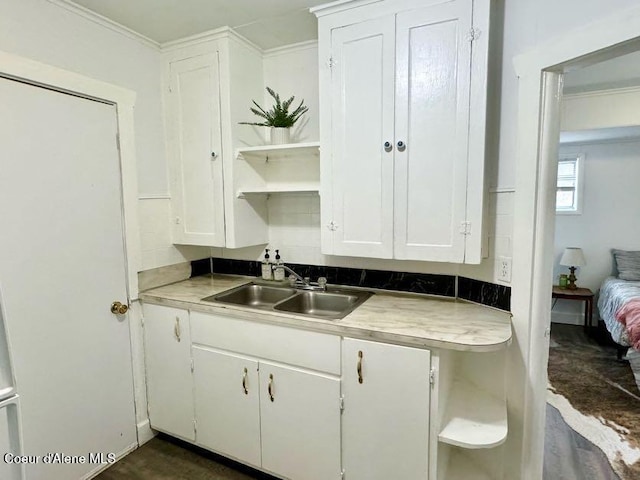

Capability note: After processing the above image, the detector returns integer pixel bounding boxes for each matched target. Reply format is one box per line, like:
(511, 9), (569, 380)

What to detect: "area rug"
(547, 325), (640, 478)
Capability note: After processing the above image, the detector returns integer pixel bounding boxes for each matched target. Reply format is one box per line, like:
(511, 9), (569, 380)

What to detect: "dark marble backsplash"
(191, 257), (511, 311)
(457, 276), (511, 311)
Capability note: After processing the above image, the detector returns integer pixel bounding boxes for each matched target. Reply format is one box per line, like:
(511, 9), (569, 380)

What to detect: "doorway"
(0, 77), (137, 479)
(544, 56), (640, 478)
(512, 6), (640, 479)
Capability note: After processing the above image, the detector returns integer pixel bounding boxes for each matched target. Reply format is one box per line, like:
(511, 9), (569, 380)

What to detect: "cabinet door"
(192, 346), (261, 468)
(260, 362), (341, 480)
(393, 1), (472, 262)
(143, 304), (194, 441)
(326, 16), (396, 258)
(342, 338), (431, 480)
(168, 53), (225, 246)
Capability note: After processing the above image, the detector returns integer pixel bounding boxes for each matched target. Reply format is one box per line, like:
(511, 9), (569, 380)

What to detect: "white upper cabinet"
(162, 29), (269, 249)
(167, 53), (225, 246)
(313, 0), (490, 263)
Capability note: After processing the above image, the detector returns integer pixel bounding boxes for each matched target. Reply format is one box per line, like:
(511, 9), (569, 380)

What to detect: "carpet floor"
(547, 323), (640, 478)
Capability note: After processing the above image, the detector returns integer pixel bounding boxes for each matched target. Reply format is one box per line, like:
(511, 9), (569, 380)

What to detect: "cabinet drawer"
(190, 311), (341, 375)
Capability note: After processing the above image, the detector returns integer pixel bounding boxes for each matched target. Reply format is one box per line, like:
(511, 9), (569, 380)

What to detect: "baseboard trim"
(551, 311), (583, 326)
(137, 418), (155, 445)
(84, 441), (138, 479)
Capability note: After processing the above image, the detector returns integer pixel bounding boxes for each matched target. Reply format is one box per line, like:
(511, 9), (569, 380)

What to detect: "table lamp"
(560, 247), (586, 290)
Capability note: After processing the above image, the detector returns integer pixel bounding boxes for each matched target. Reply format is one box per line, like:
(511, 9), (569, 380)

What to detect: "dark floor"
(95, 434), (272, 480)
(96, 324), (636, 480)
(546, 323), (640, 479)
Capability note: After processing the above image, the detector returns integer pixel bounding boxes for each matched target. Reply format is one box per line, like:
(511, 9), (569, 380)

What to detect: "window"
(556, 153), (584, 214)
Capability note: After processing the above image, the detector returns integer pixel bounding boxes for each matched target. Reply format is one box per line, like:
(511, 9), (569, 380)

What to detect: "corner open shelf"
(438, 379), (508, 449)
(236, 141), (320, 161)
(234, 141), (320, 201)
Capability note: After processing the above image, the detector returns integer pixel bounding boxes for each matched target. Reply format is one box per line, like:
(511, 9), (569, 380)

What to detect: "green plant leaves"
(239, 87), (309, 128)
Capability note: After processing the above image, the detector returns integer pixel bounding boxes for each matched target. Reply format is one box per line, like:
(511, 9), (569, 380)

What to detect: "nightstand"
(552, 286), (594, 331)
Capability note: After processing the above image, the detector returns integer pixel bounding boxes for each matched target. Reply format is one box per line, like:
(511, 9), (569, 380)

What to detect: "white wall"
(218, 41), (519, 281)
(262, 42), (320, 143)
(562, 88), (640, 131)
(0, 0), (209, 271)
(552, 140), (640, 324)
(0, 0), (165, 195)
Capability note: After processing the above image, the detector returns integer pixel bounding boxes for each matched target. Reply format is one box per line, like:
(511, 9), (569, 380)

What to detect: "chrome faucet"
(273, 264), (327, 291)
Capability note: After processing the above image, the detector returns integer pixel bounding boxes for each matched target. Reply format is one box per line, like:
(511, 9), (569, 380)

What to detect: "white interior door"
(327, 16), (396, 258)
(0, 78), (137, 480)
(393, 1), (472, 262)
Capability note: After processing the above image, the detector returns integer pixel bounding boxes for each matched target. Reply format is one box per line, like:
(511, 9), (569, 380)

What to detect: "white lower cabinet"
(341, 338), (432, 480)
(143, 304), (195, 441)
(192, 349), (341, 480)
(192, 347), (261, 467)
(188, 310), (342, 480)
(143, 304), (507, 479)
(259, 362), (341, 480)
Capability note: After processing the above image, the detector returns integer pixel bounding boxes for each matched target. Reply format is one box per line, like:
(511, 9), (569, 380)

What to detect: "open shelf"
(236, 141), (320, 161)
(438, 379), (507, 449)
(236, 184), (319, 198)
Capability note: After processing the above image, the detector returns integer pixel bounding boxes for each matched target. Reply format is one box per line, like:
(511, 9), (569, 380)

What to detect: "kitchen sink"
(202, 282), (372, 320)
(273, 290), (369, 319)
(202, 284), (296, 308)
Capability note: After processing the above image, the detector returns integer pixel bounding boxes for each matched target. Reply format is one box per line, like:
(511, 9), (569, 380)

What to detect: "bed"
(597, 276), (640, 349)
(597, 249), (640, 356)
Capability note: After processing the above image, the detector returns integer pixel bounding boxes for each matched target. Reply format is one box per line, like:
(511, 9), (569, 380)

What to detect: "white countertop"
(139, 274), (512, 352)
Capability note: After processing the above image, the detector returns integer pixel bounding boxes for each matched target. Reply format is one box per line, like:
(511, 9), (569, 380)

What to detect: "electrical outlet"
(497, 256), (512, 283)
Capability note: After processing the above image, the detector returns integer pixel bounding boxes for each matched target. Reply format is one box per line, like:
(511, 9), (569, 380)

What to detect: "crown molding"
(160, 26), (262, 54)
(46, 0), (160, 50)
(263, 40), (318, 58)
(310, 0), (381, 17)
(562, 84), (640, 99)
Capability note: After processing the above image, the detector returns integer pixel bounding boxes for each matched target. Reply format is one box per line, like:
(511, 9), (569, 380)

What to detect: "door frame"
(511, 5), (640, 479)
(0, 50), (140, 298)
(0, 50), (149, 443)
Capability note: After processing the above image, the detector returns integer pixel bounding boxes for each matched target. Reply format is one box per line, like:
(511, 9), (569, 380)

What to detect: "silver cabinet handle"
(384, 141), (392, 152)
(357, 350), (363, 384)
(211, 151), (217, 159)
(242, 367), (248, 395)
(174, 316), (181, 342)
(397, 141), (406, 151)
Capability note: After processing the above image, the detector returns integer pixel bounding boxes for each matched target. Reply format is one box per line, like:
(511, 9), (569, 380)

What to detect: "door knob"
(110, 301), (129, 315)
(383, 141), (392, 152)
(396, 140), (406, 152)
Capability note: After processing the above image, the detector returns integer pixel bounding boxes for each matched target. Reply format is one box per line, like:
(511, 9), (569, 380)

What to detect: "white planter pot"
(270, 127), (291, 145)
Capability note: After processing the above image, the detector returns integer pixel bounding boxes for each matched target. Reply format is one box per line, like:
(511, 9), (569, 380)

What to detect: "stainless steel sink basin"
(273, 290), (371, 319)
(202, 282), (372, 320)
(202, 284), (296, 308)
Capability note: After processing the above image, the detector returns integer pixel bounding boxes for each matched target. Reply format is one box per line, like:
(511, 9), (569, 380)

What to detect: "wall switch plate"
(497, 256), (512, 283)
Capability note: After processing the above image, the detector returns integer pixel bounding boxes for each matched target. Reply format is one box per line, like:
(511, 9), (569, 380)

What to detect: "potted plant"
(240, 87), (309, 145)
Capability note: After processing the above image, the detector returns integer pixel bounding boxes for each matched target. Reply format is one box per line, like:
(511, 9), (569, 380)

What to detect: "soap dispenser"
(273, 250), (285, 281)
(261, 248), (273, 280)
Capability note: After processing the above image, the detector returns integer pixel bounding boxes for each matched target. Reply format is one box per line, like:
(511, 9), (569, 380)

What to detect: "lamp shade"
(560, 247), (586, 267)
